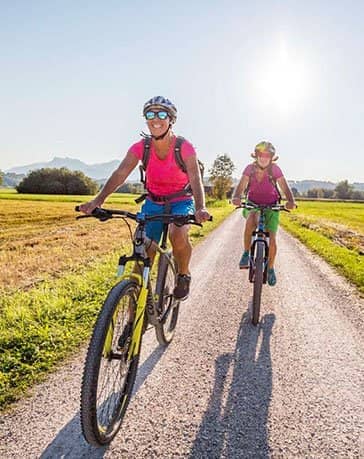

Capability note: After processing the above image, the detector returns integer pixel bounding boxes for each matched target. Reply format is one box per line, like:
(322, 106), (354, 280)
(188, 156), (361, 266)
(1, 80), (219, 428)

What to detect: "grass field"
(280, 200), (364, 295)
(1, 193), (363, 411)
(0, 191), (233, 410)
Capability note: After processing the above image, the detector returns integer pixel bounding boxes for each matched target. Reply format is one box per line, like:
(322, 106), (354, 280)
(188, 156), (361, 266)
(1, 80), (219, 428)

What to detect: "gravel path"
(0, 210), (363, 458)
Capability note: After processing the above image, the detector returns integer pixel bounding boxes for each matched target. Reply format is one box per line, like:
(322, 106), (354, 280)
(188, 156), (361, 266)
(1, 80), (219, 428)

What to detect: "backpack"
(137, 135), (204, 203)
(246, 162), (282, 202)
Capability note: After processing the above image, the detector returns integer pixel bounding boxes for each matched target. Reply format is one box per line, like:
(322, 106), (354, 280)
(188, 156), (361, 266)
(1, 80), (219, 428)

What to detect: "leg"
(239, 211), (258, 268)
(267, 231), (277, 269)
(169, 224), (192, 275)
(264, 209), (279, 286)
(244, 211), (259, 251)
(168, 198), (195, 300)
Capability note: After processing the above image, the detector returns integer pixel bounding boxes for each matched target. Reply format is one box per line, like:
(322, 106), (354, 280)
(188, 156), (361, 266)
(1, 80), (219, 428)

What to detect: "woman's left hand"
(285, 201), (297, 210)
(195, 207), (211, 223)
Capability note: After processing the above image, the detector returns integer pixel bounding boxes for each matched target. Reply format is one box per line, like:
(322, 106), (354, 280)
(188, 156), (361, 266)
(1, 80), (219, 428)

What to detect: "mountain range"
(4, 156), (364, 193)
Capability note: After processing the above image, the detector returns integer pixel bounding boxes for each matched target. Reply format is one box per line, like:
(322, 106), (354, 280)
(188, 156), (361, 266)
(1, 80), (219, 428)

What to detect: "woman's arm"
(184, 154), (210, 222)
(79, 151), (139, 214)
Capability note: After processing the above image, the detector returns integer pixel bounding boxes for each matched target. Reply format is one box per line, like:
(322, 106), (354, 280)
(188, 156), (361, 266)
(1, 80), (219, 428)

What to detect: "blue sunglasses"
(145, 110), (169, 120)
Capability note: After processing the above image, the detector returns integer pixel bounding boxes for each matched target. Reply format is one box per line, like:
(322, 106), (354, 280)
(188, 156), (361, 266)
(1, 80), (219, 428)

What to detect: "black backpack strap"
(142, 136), (152, 170)
(139, 136), (152, 187)
(174, 136), (186, 172)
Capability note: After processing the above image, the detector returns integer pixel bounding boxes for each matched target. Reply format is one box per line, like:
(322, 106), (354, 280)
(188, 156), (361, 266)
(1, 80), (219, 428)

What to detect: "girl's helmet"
(142, 96), (177, 123)
(254, 141), (276, 156)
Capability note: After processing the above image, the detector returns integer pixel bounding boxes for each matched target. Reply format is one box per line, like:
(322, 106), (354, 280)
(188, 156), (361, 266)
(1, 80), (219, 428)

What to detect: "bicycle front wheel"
(155, 252), (180, 345)
(80, 279), (142, 446)
(252, 241), (264, 325)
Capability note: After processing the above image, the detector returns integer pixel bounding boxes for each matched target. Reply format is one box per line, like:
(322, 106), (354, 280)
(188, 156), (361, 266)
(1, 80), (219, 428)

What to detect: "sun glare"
(254, 41), (310, 114)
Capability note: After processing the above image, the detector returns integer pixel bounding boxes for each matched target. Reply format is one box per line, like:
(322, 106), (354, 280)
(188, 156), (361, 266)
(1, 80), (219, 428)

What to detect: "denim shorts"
(141, 198), (195, 243)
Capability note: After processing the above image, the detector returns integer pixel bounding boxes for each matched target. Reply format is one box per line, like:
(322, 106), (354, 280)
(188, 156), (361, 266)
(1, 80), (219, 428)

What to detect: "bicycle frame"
(108, 215), (175, 359)
(249, 209), (270, 284)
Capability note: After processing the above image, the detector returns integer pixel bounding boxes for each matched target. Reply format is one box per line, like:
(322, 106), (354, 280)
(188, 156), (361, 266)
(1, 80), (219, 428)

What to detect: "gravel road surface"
(1, 210), (363, 458)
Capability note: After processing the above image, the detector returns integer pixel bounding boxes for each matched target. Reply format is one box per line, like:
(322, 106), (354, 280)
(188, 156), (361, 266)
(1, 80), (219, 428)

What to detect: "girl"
(232, 141), (296, 286)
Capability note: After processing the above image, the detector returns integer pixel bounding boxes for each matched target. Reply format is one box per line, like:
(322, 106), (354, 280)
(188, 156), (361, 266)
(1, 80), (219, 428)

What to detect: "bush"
(16, 168), (98, 195)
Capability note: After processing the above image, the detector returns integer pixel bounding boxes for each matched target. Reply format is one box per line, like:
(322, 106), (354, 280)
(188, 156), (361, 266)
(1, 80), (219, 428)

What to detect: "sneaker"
(173, 274), (191, 301)
(267, 268), (277, 286)
(117, 322), (133, 349)
(239, 250), (250, 269)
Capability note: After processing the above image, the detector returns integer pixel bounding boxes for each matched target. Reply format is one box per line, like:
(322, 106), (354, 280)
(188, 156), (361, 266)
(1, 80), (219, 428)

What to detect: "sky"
(1, 0), (363, 182)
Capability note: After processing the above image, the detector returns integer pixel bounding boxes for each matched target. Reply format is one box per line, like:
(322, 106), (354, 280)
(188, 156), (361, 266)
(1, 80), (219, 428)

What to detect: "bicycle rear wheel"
(154, 252), (180, 345)
(80, 279), (142, 446)
(252, 241), (264, 325)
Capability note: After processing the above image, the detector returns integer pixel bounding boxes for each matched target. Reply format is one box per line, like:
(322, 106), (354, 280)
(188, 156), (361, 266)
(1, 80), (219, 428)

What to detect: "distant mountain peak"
(6, 156), (123, 180)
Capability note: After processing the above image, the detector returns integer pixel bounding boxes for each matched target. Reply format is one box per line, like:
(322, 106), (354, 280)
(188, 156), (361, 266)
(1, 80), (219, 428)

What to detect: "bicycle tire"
(154, 252), (180, 345)
(252, 241), (264, 325)
(80, 279), (142, 446)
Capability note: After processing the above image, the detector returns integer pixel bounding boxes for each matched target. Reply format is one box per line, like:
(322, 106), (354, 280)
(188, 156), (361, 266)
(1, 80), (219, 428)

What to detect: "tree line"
(0, 161), (363, 201)
(292, 180), (364, 201)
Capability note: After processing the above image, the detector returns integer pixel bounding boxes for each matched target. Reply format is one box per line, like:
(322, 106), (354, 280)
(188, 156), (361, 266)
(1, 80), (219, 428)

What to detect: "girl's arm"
(232, 174), (250, 206)
(277, 176), (296, 209)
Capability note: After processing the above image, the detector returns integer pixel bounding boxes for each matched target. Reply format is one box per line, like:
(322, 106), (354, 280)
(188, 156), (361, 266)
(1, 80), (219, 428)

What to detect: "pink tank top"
(243, 163), (283, 205)
(129, 137), (196, 199)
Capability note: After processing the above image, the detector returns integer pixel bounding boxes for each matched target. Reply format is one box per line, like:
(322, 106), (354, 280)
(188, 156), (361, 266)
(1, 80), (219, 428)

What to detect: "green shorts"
(242, 207), (280, 233)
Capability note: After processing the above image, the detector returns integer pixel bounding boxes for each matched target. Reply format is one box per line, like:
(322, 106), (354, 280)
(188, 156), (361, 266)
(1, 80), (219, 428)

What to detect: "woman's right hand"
(78, 198), (104, 214)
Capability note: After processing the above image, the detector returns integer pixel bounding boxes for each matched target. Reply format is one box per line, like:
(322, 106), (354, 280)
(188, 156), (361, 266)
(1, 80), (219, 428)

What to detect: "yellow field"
(0, 198), (138, 291)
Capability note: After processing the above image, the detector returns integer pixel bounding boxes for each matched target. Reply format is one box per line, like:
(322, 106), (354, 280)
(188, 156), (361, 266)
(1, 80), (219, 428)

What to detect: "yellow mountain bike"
(75, 206), (207, 446)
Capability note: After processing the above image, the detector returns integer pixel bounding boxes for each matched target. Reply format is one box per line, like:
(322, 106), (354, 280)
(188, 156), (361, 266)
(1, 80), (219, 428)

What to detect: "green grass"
(0, 252), (121, 410)
(0, 197), (233, 412)
(281, 200), (364, 295)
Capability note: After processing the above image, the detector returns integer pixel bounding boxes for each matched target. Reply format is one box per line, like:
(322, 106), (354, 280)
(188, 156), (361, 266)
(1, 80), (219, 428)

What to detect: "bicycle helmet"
(254, 141), (276, 156)
(142, 96), (177, 123)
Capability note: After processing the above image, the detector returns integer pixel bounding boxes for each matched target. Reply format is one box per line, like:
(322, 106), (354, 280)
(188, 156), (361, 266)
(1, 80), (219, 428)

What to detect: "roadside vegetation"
(281, 200), (364, 295)
(0, 192), (232, 411)
(1, 190), (363, 412)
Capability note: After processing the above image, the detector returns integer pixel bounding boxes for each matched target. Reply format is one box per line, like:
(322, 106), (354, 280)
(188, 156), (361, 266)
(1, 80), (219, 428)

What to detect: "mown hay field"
(281, 200), (364, 295)
(0, 192), (232, 410)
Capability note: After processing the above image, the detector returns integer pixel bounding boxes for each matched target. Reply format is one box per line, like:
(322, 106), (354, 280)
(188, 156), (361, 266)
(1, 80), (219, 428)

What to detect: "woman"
(232, 141), (296, 286)
(80, 96), (210, 300)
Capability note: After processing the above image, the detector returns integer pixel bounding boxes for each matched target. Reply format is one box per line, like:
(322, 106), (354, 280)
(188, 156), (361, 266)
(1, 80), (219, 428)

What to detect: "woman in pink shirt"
(80, 96), (210, 300)
(232, 141), (296, 286)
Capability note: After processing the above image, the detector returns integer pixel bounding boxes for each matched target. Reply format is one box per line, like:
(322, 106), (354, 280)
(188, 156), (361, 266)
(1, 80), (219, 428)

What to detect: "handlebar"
(235, 202), (290, 212)
(75, 206), (213, 226)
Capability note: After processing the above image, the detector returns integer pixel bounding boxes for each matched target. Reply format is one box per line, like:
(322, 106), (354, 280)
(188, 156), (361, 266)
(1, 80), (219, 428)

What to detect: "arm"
(79, 151), (139, 214)
(184, 154), (210, 223)
(277, 176), (296, 209)
(231, 174), (249, 206)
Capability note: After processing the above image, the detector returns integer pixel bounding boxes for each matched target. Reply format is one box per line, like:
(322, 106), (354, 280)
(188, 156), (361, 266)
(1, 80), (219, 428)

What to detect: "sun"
(254, 41), (310, 114)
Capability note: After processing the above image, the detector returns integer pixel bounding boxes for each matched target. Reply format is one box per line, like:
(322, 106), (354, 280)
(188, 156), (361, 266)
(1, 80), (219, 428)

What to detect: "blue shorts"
(141, 198), (195, 243)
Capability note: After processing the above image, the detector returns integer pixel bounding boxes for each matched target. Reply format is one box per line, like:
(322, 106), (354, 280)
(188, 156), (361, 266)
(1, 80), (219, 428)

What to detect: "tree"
(209, 154), (235, 200)
(335, 180), (354, 200)
(16, 167), (98, 195)
(0, 170), (3, 186)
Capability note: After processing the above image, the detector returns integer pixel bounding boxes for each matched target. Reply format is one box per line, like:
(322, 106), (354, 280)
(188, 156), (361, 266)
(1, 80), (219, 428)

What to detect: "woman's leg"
(244, 212), (258, 251)
(169, 224), (192, 275)
(267, 231), (277, 269)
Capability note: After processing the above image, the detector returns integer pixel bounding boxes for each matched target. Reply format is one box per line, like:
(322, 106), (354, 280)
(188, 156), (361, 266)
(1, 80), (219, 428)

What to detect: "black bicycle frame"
(249, 209), (270, 284)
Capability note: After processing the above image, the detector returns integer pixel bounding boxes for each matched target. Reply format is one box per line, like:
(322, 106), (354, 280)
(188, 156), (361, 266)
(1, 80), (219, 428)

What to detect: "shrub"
(16, 168), (98, 195)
